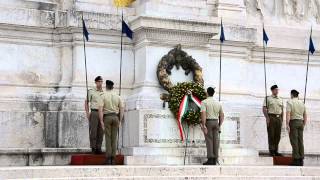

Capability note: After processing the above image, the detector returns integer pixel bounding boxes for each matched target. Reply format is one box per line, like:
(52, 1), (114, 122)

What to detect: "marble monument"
(0, 0), (320, 166)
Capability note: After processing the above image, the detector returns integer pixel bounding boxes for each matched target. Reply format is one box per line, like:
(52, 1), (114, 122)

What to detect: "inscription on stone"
(143, 112), (240, 146)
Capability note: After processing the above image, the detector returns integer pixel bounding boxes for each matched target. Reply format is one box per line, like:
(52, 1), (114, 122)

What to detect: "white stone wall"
(0, 0), (319, 159)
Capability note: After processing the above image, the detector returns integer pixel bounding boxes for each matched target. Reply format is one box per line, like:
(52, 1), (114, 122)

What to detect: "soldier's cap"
(106, 80), (114, 86)
(270, 85), (278, 90)
(291, 89), (299, 95)
(95, 76), (103, 82)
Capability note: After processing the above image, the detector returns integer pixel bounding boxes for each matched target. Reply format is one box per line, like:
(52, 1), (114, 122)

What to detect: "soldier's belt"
(91, 109), (98, 112)
(103, 113), (118, 116)
(207, 119), (218, 121)
(290, 119), (303, 121)
(268, 114), (281, 118)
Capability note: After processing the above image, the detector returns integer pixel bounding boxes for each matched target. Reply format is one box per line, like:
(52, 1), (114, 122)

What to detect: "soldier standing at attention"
(262, 85), (283, 156)
(286, 90), (307, 166)
(84, 76), (105, 154)
(98, 80), (124, 165)
(200, 87), (224, 165)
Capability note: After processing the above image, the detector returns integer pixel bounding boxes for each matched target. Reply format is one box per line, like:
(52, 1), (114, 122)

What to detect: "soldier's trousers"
(267, 114), (282, 152)
(89, 111), (104, 150)
(289, 119), (304, 159)
(104, 113), (119, 158)
(204, 120), (219, 158)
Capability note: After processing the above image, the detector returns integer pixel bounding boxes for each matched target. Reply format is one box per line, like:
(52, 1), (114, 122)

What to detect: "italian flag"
(177, 94), (202, 141)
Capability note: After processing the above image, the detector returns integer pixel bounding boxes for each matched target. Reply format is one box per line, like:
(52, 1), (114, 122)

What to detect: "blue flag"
(82, 19), (89, 41)
(263, 28), (269, 45)
(309, 36), (315, 54)
(220, 20), (225, 43)
(122, 20), (133, 39)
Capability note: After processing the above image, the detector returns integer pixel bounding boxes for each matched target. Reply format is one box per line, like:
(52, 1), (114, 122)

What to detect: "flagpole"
(218, 19), (223, 102)
(263, 25), (268, 110)
(219, 37), (222, 102)
(304, 28), (312, 104)
(82, 14), (89, 105)
(119, 10), (124, 96)
(117, 9), (124, 157)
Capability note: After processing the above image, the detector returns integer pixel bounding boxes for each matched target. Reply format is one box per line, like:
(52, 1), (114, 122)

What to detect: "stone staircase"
(1, 166), (320, 179)
(0, 147), (273, 166)
(123, 147), (273, 165)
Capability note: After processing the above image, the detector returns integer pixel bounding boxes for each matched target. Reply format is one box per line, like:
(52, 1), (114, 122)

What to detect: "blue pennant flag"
(220, 20), (225, 43)
(263, 27), (269, 45)
(122, 20), (133, 39)
(309, 36), (315, 54)
(82, 18), (89, 41)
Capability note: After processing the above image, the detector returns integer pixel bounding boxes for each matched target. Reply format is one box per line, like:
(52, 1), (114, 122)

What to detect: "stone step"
(122, 147), (259, 157)
(1, 166), (320, 179)
(20, 176), (320, 180)
(125, 155), (273, 165)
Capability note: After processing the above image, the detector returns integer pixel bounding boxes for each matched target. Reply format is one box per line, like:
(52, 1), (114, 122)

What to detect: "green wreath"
(168, 82), (206, 126)
(157, 45), (206, 127)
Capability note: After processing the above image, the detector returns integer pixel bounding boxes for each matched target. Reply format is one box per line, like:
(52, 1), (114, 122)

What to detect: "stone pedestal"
(122, 109), (269, 165)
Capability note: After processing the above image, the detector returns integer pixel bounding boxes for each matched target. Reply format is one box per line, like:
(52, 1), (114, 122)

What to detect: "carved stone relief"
(244, 0), (320, 24)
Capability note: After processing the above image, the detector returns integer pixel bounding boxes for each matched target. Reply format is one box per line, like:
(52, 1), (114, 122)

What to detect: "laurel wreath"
(168, 82), (206, 126)
(157, 45), (206, 126)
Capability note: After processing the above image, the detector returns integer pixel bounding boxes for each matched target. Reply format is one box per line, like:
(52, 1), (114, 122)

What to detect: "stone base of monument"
(122, 110), (275, 166)
(123, 147), (273, 165)
(0, 148), (127, 166)
(1, 166), (320, 179)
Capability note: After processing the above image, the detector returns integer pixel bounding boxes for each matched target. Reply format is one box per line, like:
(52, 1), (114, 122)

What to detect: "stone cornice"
(131, 16), (218, 48)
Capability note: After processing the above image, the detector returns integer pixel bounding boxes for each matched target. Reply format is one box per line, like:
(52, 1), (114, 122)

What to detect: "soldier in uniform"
(84, 76), (105, 154)
(200, 87), (224, 165)
(286, 89), (307, 166)
(262, 85), (283, 156)
(98, 80), (124, 165)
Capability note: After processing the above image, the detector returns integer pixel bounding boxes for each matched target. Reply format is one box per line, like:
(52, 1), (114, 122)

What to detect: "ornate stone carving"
(245, 0), (320, 24)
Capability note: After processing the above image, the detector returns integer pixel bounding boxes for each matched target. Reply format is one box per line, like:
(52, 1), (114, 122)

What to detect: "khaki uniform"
(263, 95), (283, 152)
(88, 88), (104, 150)
(201, 97), (223, 159)
(287, 98), (306, 159)
(100, 90), (123, 158)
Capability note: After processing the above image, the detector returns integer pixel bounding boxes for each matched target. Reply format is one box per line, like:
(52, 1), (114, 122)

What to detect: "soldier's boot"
(91, 148), (96, 154)
(300, 159), (304, 166)
(95, 149), (103, 154)
(105, 157), (113, 165)
(274, 151), (283, 157)
(269, 150), (276, 156)
(290, 159), (300, 166)
(203, 158), (214, 165)
(212, 158), (217, 165)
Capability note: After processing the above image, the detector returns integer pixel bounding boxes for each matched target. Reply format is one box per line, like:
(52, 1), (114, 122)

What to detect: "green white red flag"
(177, 94), (202, 141)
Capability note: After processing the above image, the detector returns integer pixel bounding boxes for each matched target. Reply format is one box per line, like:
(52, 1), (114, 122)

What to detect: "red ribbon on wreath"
(177, 94), (201, 141)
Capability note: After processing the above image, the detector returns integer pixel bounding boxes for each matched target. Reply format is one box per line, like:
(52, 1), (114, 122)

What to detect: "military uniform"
(287, 98), (306, 164)
(88, 88), (104, 152)
(263, 95), (283, 154)
(100, 90), (123, 159)
(201, 97), (223, 161)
